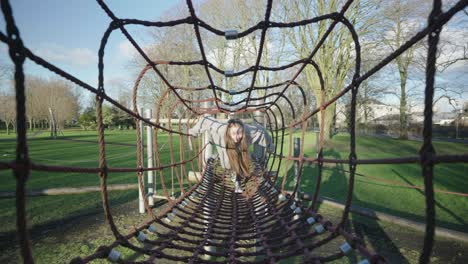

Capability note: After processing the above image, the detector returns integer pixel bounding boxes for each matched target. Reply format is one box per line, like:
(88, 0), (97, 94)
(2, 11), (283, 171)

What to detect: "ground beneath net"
(1, 196), (467, 263)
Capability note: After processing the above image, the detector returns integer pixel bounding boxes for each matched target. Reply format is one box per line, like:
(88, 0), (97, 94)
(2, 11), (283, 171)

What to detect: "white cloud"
(117, 40), (156, 61)
(104, 75), (133, 96)
(118, 40), (138, 58)
(0, 44), (7, 55)
(105, 76), (131, 93)
(35, 43), (97, 67)
(0, 45), (11, 65)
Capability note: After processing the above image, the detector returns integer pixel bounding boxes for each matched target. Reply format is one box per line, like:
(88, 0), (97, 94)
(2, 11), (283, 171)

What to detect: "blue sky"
(1, 0), (467, 113)
(0, 0), (180, 106)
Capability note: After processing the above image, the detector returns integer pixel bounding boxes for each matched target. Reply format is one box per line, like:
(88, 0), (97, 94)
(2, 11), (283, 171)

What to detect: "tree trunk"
(363, 102), (368, 134)
(320, 103), (336, 141)
(5, 122), (9, 135)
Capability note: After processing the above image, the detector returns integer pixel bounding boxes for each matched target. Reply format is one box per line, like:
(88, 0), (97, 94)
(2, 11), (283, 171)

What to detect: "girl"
(189, 116), (274, 193)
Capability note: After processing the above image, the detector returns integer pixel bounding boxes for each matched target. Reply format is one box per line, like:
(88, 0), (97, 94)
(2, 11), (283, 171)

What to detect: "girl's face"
(229, 125), (243, 143)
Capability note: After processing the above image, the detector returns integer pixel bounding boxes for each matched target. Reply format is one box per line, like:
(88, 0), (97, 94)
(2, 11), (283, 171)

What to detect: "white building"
(336, 102), (399, 127)
(336, 102), (447, 127)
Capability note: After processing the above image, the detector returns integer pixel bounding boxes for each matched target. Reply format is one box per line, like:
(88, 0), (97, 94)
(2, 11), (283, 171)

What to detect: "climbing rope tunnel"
(1, 0), (468, 263)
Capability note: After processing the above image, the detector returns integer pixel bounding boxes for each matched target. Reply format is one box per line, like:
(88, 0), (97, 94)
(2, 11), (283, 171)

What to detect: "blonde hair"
(225, 119), (251, 179)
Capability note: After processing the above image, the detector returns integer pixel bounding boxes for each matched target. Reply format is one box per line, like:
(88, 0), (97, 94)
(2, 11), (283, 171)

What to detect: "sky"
(0, 0), (180, 106)
(1, 0), (467, 113)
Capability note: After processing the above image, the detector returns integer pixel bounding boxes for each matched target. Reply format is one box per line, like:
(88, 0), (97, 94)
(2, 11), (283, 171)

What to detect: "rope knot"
(350, 236), (364, 248)
(419, 144), (435, 166)
(9, 43), (25, 63)
(69, 257), (84, 264)
(96, 245), (111, 258)
(317, 151), (324, 167)
(110, 20), (123, 29)
(349, 153), (357, 170)
(95, 91), (106, 102)
(13, 159), (31, 181)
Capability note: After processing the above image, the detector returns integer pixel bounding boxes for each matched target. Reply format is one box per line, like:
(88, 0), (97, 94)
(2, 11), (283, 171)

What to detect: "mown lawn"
(0, 128), (467, 263)
(272, 131), (468, 233)
(0, 129), (199, 234)
(0, 129), (467, 237)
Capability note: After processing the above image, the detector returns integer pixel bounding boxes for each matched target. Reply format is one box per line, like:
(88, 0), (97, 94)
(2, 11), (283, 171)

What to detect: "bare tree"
(278, 0), (380, 140)
(48, 78), (80, 132)
(200, 0), (284, 117)
(416, 22), (468, 110)
(25, 76), (47, 131)
(0, 63), (11, 81)
(0, 93), (16, 135)
(129, 4), (207, 120)
(22, 76), (79, 136)
(0, 62), (14, 134)
(378, 0), (432, 139)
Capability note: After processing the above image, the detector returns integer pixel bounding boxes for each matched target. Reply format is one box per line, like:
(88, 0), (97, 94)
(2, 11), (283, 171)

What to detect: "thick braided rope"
(1, 0), (468, 263)
(0, 0), (33, 262)
(419, 0), (442, 262)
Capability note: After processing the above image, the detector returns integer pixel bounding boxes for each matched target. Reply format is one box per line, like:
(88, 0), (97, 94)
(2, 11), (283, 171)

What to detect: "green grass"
(270, 131), (468, 233)
(0, 129), (199, 234)
(0, 190), (137, 233)
(2, 196), (467, 264)
(0, 128), (467, 263)
(0, 190), (150, 264)
(0, 129), (198, 189)
(0, 129), (467, 249)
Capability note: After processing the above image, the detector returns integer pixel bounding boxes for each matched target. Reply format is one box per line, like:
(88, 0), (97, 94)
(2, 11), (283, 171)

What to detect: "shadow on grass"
(283, 148), (408, 263)
(0, 190), (138, 252)
(393, 169), (467, 230)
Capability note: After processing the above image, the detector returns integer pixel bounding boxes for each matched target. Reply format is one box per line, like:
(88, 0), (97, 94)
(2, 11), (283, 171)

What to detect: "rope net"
(1, 0), (468, 263)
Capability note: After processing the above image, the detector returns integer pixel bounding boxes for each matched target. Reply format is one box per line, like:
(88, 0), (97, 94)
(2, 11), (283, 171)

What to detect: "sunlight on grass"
(1, 129), (467, 235)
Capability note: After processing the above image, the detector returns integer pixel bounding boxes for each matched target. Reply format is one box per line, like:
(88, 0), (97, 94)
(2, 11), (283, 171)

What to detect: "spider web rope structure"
(1, 0), (468, 263)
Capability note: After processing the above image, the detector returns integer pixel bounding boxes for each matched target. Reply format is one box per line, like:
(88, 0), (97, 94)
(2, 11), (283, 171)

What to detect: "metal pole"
(201, 101), (213, 259)
(146, 109), (154, 206)
(315, 131), (320, 155)
(254, 99), (266, 162)
(293, 137), (300, 201)
(203, 101), (213, 167)
(138, 108), (145, 214)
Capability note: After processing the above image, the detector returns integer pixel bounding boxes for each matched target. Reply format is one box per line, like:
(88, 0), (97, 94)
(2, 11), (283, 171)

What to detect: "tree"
(0, 94), (16, 135)
(23, 77), (80, 135)
(350, 55), (389, 132)
(78, 106), (97, 130)
(417, 21), (468, 110)
(133, 0), (288, 122)
(0, 62), (11, 81)
(378, 0), (431, 139)
(279, 0), (380, 140)
(115, 90), (135, 129)
(140, 20), (205, 119)
(0, 62), (14, 134)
